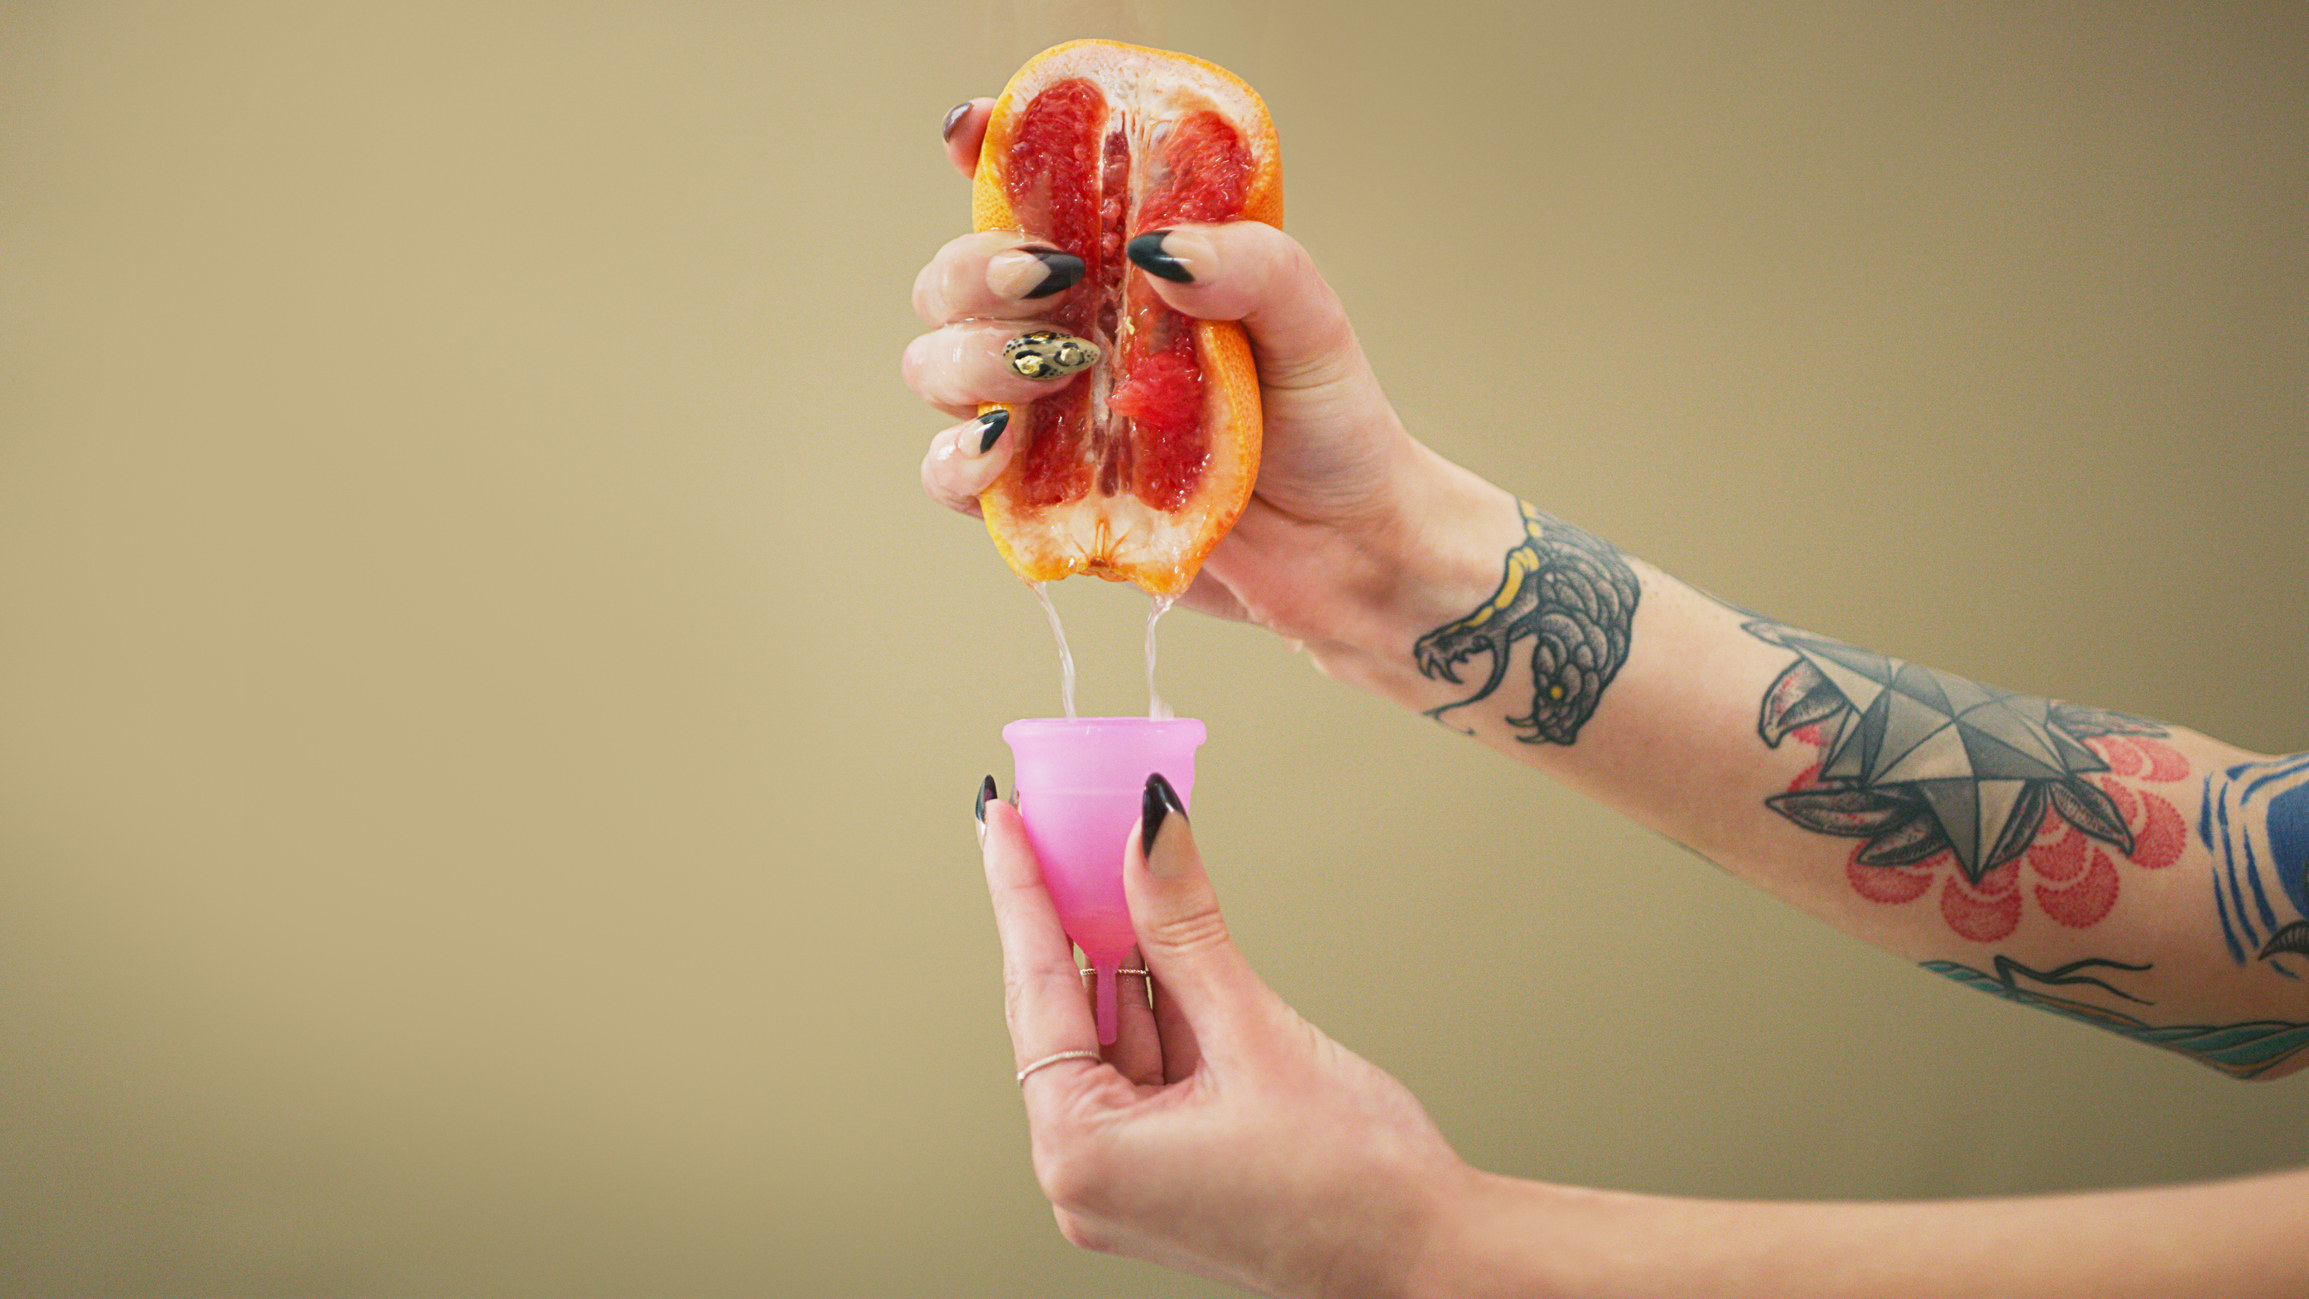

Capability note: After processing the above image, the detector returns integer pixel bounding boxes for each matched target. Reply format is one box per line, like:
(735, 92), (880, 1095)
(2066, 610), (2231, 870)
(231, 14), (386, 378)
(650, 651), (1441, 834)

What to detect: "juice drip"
(1145, 593), (1175, 720)
(1030, 580), (1078, 719)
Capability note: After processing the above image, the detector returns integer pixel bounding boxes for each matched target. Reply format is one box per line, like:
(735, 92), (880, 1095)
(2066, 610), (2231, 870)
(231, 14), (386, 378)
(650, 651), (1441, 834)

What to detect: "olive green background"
(5, 2), (2305, 1295)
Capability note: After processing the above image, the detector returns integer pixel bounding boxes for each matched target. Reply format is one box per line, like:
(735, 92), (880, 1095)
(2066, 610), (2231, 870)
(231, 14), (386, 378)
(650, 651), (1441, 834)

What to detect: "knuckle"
(918, 232), (1002, 325)
(931, 258), (975, 324)
(1000, 972), (1032, 1033)
(897, 335), (931, 391)
(904, 354), (970, 410)
(910, 261), (939, 325)
(1248, 234), (1360, 385)
(1031, 1137), (1109, 1216)
(922, 462), (980, 516)
(1052, 1207), (1110, 1254)
(1000, 962), (1079, 1037)
(1272, 230), (1317, 281)
(1142, 901), (1230, 956)
(941, 229), (991, 262)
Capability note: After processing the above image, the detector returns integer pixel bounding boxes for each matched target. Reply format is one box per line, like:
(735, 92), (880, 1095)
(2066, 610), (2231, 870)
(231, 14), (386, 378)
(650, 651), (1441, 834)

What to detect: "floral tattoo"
(1748, 622), (2189, 941)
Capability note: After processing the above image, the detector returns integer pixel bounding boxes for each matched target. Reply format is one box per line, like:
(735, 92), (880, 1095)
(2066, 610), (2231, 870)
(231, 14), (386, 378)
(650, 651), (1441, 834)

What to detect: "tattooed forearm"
(2200, 753), (2309, 970)
(1747, 621), (2191, 941)
(1413, 501), (1639, 745)
(1928, 956), (2309, 1078)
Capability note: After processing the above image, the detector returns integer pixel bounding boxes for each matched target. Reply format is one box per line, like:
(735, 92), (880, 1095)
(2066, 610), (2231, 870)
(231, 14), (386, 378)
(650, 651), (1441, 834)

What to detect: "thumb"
(1124, 221), (1372, 397)
(1125, 772), (1270, 1037)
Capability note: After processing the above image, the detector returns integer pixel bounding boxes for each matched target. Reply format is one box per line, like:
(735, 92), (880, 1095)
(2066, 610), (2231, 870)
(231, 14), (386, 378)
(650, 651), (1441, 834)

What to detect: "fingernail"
(988, 245), (1085, 300)
(976, 774), (997, 844)
(1141, 772), (1189, 872)
(1002, 329), (1100, 380)
(1126, 229), (1201, 284)
(961, 408), (1009, 456)
(941, 101), (972, 141)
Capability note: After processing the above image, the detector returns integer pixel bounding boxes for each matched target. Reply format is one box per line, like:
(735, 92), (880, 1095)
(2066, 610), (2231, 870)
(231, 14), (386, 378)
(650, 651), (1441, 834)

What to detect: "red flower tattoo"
(1792, 728), (2190, 941)
(1744, 622), (2193, 943)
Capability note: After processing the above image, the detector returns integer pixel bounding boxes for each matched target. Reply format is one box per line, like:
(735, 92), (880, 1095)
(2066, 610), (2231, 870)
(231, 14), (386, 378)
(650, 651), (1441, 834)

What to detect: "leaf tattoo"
(1747, 621), (2167, 885)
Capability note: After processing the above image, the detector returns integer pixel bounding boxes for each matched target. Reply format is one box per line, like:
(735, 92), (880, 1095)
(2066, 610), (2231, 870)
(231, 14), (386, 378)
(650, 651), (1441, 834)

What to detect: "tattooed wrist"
(1411, 501), (1640, 745)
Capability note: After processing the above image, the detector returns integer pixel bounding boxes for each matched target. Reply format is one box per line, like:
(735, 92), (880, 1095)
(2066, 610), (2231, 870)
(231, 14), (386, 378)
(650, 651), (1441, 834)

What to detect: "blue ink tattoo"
(2199, 752), (2309, 973)
(1927, 957), (2309, 1078)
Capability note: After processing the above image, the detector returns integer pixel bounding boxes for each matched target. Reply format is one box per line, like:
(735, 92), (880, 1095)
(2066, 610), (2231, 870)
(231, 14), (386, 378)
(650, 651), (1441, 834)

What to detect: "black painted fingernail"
(1126, 230), (1192, 283)
(977, 774), (998, 825)
(941, 101), (972, 141)
(964, 408), (1009, 456)
(1141, 772), (1186, 857)
(1020, 247), (1085, 299)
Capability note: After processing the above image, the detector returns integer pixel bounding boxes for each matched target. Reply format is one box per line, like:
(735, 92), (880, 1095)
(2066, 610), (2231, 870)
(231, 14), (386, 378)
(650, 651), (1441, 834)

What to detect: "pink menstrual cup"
(1003, 717), (1205, 1044)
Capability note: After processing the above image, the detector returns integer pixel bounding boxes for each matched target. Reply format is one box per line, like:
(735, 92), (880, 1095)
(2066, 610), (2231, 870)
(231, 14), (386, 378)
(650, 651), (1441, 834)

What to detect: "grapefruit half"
(973, 40), (1281, 596)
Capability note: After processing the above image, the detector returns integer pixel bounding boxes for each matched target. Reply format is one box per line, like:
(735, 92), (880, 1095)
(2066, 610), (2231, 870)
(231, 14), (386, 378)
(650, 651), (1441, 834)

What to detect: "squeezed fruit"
(974, 41), (1280, 596)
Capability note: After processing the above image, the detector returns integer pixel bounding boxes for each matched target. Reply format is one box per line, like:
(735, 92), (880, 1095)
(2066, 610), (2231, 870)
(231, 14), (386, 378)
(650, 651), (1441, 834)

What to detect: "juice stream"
(1145, 593), (1175, 720)
(1027, 586), (1176, 720)
(1030, 580), (1078, 719)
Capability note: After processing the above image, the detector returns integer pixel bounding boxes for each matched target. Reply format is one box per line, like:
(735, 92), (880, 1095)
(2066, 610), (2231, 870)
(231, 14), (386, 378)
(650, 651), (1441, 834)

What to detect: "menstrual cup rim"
(1002, 715), (1207, 724)
(1002, 715), (1208, 737)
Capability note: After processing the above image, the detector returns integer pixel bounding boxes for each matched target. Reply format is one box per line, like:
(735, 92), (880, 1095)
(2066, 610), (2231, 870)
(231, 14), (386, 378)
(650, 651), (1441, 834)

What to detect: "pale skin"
(917, 98), (2309, 1297)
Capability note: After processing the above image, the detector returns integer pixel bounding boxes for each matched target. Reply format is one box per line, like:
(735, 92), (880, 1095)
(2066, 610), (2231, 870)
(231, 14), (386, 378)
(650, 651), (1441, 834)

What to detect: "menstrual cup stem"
(1094, 961), (1119, 1045)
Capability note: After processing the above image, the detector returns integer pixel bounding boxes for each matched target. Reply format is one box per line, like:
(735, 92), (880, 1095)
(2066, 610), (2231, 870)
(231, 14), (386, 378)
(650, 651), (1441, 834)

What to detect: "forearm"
(1306, 455), (2309, 1076)
(1405, 1165), (2309, 1299)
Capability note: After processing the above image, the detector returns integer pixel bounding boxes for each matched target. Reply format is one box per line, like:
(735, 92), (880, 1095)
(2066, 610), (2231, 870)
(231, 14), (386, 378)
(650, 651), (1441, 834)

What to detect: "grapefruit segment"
(973, 41), (1280, 596)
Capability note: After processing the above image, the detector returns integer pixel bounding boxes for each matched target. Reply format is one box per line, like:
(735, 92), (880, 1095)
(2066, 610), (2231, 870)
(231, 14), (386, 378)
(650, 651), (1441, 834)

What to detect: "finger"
(921, 409), (1016, 517)
(980, 787), (1102, 1082)
(901, 320), (1100, 412)
(1124, 773), (1275, 1052)
(942, 98), (993, 179)
(1171, 536), (1257, 623)
(913, 231), (1088, 327)
(1124, 222), (1378, 398)
(1151, 964), (1203, 1084)
(1102, 946), (1164, 1088)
